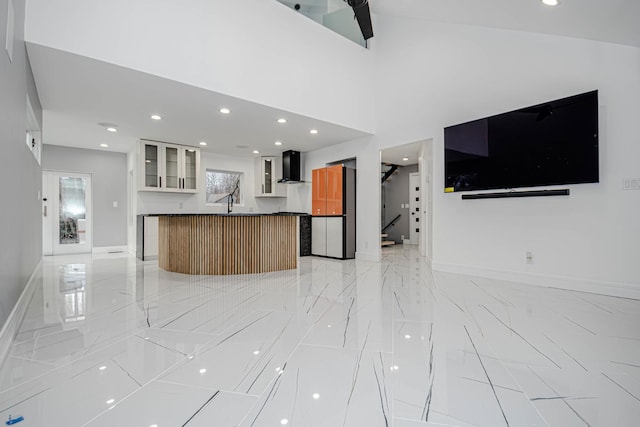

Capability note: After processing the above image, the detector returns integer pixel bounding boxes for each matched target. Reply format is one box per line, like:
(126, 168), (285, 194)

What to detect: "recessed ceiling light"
(100, 144), (109, 148)
(199, 141), (207, 146)
(253, 150), (260, 154)
(541, 0), (558, 5)
(99, 366), (107, 371)
(309, 129), (318, 134)
(277, 118), (287, 124)
(402, 157), (409, 161)
(107, 127), (118, 133)
(275, 141), (282, 146)
(106, 399), (115, 405)
(280, 420), (289, 425)
(219, 108), (231, 114)
(312, 393), (320, 400)
(150, 115), (162, 120)
(199, 368), (207, 374)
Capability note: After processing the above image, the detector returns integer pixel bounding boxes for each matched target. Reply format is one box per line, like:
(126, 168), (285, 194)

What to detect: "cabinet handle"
(159, 176), (162, 188)
(262, 184), (264, 194)
(44, 206), (47, 217)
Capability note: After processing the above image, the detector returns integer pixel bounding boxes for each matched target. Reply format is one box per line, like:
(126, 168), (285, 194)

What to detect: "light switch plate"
(623, 178), (640, 190)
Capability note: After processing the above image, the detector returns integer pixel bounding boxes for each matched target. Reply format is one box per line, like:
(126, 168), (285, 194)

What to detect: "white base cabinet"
(312, 217), (344, 258)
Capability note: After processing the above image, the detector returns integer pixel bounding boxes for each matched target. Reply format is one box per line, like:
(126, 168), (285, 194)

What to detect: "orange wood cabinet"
(312, 167), (327, 215)
(326, 165), (343, 215)
(313, 165), (343, 216)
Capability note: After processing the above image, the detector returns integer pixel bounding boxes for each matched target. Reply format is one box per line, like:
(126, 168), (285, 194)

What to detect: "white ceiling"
(28, 1), (640, 158)
(373, 0), (640, 48)
(381, 141), (425, 166)
(27, 43), (370, 156)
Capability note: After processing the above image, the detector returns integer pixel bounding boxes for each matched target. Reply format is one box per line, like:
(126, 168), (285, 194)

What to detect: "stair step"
(381, 240), (396, 247)
(381, 233), (388, 238)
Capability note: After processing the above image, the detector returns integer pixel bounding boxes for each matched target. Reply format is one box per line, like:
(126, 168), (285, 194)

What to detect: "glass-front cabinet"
(138, 140), (200, 193)
(182, 147), (198, 191)
(255, 156), (286, 197)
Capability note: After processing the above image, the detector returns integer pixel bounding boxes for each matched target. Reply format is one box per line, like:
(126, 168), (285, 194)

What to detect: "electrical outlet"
(526, 251), (534, 264)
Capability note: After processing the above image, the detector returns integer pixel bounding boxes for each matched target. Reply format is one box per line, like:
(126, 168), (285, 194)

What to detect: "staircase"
(381, 233), (395, 247)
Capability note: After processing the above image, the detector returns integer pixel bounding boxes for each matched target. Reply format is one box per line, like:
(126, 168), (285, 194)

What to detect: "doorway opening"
(43, 171), (93, 255)
(380, 139), (433, 260)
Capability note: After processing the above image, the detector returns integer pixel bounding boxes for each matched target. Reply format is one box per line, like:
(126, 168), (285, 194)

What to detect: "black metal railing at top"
(381, 164), (398, 183)
(382, 214), (401, 233)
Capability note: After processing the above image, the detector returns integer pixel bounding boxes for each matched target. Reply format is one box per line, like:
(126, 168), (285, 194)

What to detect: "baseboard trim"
(92, 245), (128, 254)
(432, 261), (640, 299)
(356, 251), (380, 262)
(0, 259), (42, 369)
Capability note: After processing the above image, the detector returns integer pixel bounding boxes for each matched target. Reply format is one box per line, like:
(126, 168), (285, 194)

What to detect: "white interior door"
(43, 171), (92, 255)
(409, 173), (421, 245)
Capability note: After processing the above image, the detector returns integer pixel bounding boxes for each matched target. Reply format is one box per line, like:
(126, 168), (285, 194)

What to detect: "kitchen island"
(157, 213), (300, 275)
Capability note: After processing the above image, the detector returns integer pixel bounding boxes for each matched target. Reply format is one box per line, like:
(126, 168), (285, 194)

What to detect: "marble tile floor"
(1, 246), (639, 426)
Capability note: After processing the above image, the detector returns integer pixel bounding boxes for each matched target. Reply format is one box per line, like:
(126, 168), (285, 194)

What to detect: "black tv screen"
(444, 90), (599, 193)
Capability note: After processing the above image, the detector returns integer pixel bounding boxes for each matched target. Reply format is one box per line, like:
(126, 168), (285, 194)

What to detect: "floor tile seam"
(156, 377), (262, 397)
(392, 415), (452, 426)
(2, 353), (58, 366)
(0, 330), (148, 398)
(12, 300), (155, 345)
(297, 341), (393, 357)
(10, 319), (150, 359)
(148, 325), (222, 340)
(461, 321), (553, 427)
(2, 337), (135, 404)
(81, 348), (220, 425)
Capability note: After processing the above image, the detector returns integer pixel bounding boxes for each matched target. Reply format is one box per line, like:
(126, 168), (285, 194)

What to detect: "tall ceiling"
(28, 0), (640, 157)
(372, 0), (640, 48)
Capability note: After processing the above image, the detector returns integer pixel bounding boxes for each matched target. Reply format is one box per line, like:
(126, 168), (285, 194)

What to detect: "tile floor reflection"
(1, 247), (639, 426)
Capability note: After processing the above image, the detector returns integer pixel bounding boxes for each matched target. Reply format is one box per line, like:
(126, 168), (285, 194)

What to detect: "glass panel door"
(183, 148), (197, 190)
(59, 177), (87, 245)
(44, 171), (92, 255)
(164, 145), (179, 190)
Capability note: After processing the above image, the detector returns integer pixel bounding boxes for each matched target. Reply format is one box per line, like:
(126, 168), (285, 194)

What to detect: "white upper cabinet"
(138, 140), (200, 193)
(255, 156), (286, 197)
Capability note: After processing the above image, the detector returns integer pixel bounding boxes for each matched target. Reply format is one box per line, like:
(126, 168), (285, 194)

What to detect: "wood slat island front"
(158, 214), (297, 275)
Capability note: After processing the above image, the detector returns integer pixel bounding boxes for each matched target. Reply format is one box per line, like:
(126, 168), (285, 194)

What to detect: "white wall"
(371, 17), (640, 289)
(25, 0), (374, 133)
(0, 0), (43, 328)
(43, 145), (128, 248)
(300, 137), (381, 261)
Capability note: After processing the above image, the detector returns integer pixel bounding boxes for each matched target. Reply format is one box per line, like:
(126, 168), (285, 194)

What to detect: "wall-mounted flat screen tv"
(444, 90), (599, 193)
